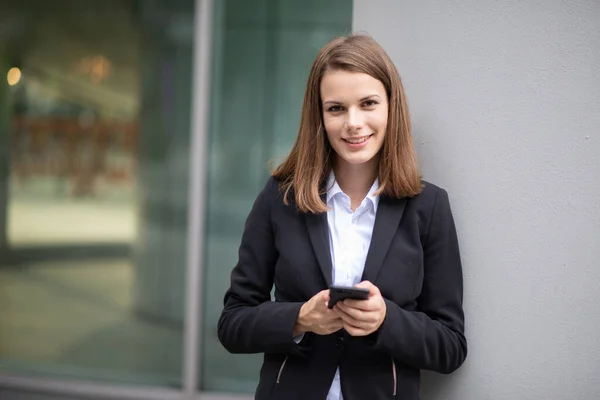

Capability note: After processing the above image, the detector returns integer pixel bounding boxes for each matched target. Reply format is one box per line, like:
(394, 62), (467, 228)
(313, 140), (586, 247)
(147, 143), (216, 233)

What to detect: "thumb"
(318, 289), (331, 301)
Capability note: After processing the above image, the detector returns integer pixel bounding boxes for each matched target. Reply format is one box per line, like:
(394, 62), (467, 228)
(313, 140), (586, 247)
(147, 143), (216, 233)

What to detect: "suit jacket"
(218, 176), (467, 400)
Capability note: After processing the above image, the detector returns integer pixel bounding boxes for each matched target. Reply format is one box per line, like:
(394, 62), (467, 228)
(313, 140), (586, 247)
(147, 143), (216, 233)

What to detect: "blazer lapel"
(305, 210), (333, 287)
(361, 196), (407, 283)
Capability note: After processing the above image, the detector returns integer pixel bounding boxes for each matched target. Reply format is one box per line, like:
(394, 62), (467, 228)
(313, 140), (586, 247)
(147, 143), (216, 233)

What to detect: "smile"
(343, 135), (373, 144)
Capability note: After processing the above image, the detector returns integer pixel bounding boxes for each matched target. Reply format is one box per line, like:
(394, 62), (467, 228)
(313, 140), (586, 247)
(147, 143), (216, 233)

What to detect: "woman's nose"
(345, 109), (364, 131)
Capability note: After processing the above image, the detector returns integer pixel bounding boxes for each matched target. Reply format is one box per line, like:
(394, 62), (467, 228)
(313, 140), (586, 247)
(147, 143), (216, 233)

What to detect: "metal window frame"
(183, 0), (213, 395)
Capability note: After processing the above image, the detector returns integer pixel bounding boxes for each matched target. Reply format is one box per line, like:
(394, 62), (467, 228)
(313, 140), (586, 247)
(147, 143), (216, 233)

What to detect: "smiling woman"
(218, 33), (467, 400)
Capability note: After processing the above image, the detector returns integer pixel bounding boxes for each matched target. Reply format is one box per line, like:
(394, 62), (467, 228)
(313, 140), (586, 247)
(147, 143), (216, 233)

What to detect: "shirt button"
(335, 337), (345, 348)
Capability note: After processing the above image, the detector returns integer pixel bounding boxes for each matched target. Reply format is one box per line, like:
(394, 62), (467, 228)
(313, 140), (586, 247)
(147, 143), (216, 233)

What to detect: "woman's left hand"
(334, 280), (387, 336)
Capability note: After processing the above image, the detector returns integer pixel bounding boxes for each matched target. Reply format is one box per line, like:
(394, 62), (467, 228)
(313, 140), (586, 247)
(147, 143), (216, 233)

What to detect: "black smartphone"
(328, 285), (370, 309)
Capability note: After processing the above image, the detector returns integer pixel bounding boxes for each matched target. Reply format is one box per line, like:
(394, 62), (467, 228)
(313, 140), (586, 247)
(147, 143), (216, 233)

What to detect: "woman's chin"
(337, 153), (379, 167)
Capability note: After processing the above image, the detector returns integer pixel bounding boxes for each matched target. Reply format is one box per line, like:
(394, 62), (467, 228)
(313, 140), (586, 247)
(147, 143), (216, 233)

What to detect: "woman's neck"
(333, 157), (379, 211)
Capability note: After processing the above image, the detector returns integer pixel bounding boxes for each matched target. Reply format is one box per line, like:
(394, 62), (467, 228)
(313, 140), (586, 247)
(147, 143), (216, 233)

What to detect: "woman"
(218, 33), (467, 400)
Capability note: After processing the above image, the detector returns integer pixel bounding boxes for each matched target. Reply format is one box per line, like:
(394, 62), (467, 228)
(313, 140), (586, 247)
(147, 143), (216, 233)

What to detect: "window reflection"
(0, 0), (193, 387)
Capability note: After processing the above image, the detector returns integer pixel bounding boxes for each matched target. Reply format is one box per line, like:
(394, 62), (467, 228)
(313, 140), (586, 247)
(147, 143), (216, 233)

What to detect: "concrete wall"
(353, 1), (600, 399)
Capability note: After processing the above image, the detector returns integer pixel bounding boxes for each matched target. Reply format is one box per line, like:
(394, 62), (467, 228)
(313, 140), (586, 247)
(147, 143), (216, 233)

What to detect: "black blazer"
(218, 177), (467, 400)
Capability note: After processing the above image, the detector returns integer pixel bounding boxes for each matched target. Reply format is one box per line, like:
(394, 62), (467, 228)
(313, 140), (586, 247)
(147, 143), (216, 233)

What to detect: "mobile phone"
(328, 285), (370, 309)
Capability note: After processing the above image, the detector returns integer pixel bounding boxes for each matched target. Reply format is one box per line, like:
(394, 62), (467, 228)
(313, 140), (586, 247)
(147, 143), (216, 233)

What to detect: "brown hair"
(272, 33), (421, 213)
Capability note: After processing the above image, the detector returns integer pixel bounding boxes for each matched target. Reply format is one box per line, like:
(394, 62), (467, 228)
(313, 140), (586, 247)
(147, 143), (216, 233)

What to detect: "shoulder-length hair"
(272, 33), (422, 214)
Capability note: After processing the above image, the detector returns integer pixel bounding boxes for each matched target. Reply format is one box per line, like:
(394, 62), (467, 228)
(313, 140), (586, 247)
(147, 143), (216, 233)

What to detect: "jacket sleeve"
(372, 187), (467, 374)
(217, 177), (305, 355)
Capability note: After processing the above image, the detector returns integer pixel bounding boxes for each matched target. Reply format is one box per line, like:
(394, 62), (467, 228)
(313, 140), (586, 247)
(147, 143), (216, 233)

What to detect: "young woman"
(218, 33), (467, 400)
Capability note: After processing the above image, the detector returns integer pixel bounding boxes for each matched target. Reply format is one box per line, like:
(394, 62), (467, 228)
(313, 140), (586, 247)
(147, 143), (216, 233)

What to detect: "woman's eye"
(327, 105), (343, 112)
(362, 100), (378, 107)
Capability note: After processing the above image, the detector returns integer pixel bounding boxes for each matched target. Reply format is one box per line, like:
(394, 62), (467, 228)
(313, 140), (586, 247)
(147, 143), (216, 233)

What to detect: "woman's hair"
(272, 33), (422, 213)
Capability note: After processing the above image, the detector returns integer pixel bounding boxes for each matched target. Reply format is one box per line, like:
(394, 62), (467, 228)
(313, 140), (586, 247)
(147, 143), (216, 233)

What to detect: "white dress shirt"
(325, 172), (379, 400)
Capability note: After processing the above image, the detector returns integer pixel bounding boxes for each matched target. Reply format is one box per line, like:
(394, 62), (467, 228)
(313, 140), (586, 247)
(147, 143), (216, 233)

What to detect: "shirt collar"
(326, 171), (380, 213)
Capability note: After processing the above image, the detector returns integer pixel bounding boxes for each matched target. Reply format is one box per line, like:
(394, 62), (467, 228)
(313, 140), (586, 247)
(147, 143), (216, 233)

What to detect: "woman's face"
(320, 69), (388, 170)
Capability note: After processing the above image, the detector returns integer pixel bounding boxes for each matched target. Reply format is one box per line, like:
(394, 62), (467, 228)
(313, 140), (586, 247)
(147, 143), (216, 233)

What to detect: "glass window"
(0, 0), (195, 387)
(199, 0), (353, 393)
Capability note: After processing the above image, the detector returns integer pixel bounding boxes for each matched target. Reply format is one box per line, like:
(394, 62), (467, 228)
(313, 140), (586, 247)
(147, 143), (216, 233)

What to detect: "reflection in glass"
(0, 0), (195, 387)
(200, 0), (353, 393)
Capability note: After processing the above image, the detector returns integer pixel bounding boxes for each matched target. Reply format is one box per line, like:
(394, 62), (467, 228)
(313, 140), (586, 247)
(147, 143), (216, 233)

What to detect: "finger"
(317, 289), (331, 301)
(335, 303), (366, 321)
(335, 305), (373, 328)
(334, 305), (361, 326)
(355, 280), (380, 296)
(338, 306), (379, 328)
(333, 303), (364, 320)
(343, 297), (381, 311)
(314, 291), (332, 309)
(338, 299), (382, 317)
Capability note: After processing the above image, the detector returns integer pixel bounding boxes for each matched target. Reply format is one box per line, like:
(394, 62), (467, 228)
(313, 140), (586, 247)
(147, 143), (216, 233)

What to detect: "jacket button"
(335, 337), (344, 348)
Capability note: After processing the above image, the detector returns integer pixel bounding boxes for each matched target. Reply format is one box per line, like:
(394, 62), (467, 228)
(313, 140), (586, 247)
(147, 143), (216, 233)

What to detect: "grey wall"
(354, 1), (600, 399)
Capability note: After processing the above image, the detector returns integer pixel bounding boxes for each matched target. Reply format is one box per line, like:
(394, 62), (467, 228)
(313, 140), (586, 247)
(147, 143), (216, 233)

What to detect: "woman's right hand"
(293, 290), (343, 336)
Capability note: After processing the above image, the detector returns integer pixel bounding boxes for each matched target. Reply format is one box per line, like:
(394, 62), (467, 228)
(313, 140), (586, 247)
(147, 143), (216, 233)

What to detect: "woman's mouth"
(343, 134), (373, 148)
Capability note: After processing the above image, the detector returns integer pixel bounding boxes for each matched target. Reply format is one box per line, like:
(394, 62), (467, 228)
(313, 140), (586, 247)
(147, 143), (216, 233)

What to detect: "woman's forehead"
(320, 70), (386, 101)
